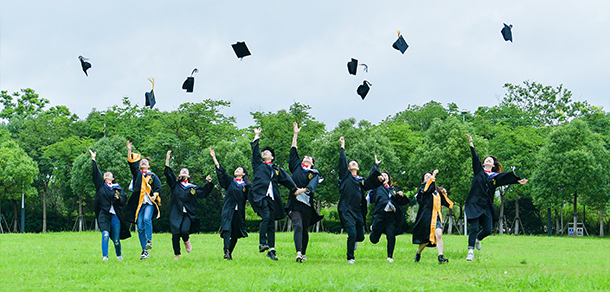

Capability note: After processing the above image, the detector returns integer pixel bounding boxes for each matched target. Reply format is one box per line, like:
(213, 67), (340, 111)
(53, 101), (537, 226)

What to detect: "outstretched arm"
(165, 150), (171, 167)
(338, 137), (348, 179)
(251, 128), (263, 170)
(209, 148), (220, 168)
(291, 122), (301, 148)
(465, 134), (482, 174)
(90, 149), (103, 190)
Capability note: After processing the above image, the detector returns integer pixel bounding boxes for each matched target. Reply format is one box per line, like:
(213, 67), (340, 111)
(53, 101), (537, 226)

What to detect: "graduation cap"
(501, 23), (513, 42)
(182, 68), (198, 93)
(356, 80), (372, 100)
(347, 58), (369, 75)
(392, 30), (409, 54)
(78, 56), (91, 76)
(232, 41), (251, 59)
(145, 78), (156, 109)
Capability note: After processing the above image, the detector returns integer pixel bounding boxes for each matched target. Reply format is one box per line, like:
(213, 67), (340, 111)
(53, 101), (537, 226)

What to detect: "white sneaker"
(387, 257), (394, 263)
(102, 256), (108, 261)
(117, 256), (123, 261)
(475, 239), (482, 250)
(347, 259), (356, 264)
(301, 256), (307, 261)
(466, 250), (475, 261)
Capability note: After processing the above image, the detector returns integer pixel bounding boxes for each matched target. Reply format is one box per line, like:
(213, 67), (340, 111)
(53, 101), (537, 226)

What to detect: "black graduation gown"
(286, 146), (324, 225)
(124, 153), (163, 223)
(464, 146), (520, 220)
(369, 185), (410, 235)
(92, 160), (131, 240)
(215, 164), (248, 239)
(412, 179), (453, 247)
(249, 138), (298, 220)
(164, 166), (213, 235)
(337, 148), (382, 228)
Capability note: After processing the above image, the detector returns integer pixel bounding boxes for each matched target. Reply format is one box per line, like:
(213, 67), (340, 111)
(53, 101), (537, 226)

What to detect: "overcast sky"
(1, 1), (609, 129)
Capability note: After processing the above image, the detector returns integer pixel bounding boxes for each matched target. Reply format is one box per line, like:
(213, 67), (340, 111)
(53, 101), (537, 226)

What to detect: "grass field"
(0, 231), (609, 291)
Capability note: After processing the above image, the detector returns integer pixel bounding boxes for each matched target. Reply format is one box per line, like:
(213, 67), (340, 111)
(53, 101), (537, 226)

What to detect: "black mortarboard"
(232, 41), (251, 59)
(356, 80), (372, 100)
(182, 68), (198, 93)
(501, 23), (513, 42)
(145, 78), (156, 109)
(392, 31), (409, 54)
(347, 58), (369, 75)
(78, 56), (91, 76)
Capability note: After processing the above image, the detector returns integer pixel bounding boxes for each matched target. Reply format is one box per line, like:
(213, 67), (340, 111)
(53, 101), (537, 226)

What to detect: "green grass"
(0, 231), (609, 291)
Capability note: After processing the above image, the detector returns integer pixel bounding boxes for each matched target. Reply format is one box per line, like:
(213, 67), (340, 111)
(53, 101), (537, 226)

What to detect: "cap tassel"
(397, 30), (404, 45)
(191, 68), (198, 77)
(148, 78), (155, 90)
(360, 64), (369, 73)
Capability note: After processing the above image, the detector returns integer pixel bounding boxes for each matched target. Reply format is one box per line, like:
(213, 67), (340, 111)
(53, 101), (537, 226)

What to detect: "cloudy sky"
(1, 1), (609, 129)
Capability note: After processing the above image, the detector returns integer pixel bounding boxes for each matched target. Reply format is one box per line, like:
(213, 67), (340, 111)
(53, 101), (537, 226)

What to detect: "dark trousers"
(172, 215), (191, 255)
(344, 216), (364, 260)
(222, 211), (241, 252)
(370, 222), (397, 258)
(467, 209), (492, 249)
(258, 197), (276, 248)
(291, 211), (311, 254)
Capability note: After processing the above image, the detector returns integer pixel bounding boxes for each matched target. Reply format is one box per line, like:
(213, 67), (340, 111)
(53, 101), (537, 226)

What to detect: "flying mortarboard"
(392, 30), (409, 54)
(78, 56), (91, 76)
(356, 80), (372, 100)
(347, 58), (369, 75)
(501, 23), (513, 42)
(232, 41), (251, 59)
(182, 68), (199, 93)
(145, 78), (156, 109)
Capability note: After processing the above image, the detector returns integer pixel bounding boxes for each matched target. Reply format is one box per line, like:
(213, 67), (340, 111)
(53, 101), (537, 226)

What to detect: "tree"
(532, 119), (610, 236)
(384, 101), (451, 132)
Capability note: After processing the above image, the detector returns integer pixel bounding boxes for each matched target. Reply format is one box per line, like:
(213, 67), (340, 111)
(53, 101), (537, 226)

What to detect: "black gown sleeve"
(251, 139), (262, 171)
(151, 174), (162, 195)
(492, 172), (521, 187)
(195, 181), (214, 199)
(363, 165), (382, 191)
(164, 166), (177, 190)
(338, 148), (349, 181)
(417, 180), (436, 203)
(92, 160), (104, 190)
(215, 164), (232, 190)
(471, 146), (483, 175)
(391, 188), (410, 206)
(114, 189), (128, 207)
(289, 147), (300, 174)
(305, 173), (319, 195)
(277, 168), (298, 195)
(127, 153), (141, 179)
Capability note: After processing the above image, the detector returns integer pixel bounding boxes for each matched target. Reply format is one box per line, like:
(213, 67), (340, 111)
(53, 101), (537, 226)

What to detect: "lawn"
(0, 231), (608, 291)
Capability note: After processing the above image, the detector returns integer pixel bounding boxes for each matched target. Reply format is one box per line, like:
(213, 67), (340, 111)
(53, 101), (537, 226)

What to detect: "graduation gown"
(337, 148), (382, 228)
(464, 146), (520, 220)
(164, 166), (213, 235)
(215, 164), (248, 239)
(124, 153), (162, 223)
(412, 179), (453, 247)
(286, 146), (324, 225)
(368, 184), (410, 236)
(249, 138), (298, 220)
(92, 160), (131, 240)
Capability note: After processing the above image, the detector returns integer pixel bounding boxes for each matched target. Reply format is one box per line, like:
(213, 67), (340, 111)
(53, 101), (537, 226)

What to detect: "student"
(412, 169), (453, 264)
(286, 122), (324, 263)
(464, 134), (528, 261)
(209, 148), (249, 260)
(249, 128), (306, 261)
(368, 169), (409, 263)
(124, 141), (162, 260)
(165, 150), (214, 260)
(337, 136), (383, 264)
(90, 149), (131, 261)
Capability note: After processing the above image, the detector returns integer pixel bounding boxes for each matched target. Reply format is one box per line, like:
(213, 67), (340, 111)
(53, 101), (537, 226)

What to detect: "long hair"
(382, 171), (396, 187)
(237, 166), (250, 185)
(104, 171), (117, 184)
(177, 167), (191, 183)
(485, 155), (504, 173)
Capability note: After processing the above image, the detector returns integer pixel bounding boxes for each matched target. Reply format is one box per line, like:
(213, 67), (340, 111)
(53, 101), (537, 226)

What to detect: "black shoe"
(414, 253), (421, 263)
(438, 254), (449, 264)
(267, 250), (278, 261)
(224, 249), (231, 260)
(259, 244), (270, 253)
(140, 250), (150, 260)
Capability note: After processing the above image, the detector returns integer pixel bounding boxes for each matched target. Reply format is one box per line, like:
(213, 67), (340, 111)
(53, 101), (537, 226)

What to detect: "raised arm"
(465, 134), (483, 174)
(291, 122), (301, 148)
(338, 137), (348, 180)
(251, 128), (263, 170)
(214, 164), (232, 190)
(126, 141), (140, 178)
(195, 175), (215, 199)
(90, 149), (103, 190)
(277, 168), (300, 195)
(209, 148), (220, 168)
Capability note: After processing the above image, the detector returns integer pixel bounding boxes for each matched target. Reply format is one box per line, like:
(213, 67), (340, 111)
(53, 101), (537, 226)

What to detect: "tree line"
(0, 80), (609, 236)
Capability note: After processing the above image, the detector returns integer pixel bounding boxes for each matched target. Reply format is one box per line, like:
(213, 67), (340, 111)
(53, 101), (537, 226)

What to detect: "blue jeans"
(101, 214), (121, 257)
(137, 204), (154, 251)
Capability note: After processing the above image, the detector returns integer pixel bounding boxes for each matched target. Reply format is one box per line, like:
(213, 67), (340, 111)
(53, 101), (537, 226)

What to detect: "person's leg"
(223, 230), (231, 251)
(181, 216), (192, 252)
(110, 215), (122, 257)
(386, 224), (396, 259)
(467, 217), (480, 249)
(369, 226), (382, 244)
(267, 199), (276, 250)
(356, 218), (365, 242)
(229, 212), (241, 254)
(345, 224), (357, 261)
(258, 201), (270, 248)
(477, 211), (493, 242)
(136, 207), (147, 251)
(435, 228), (444, 255)
(172, 233), (181, 256)
(142, 204), (154, 245)
(291, 211), (304, 253)
(101, 230), (109, 258)
(301, 214), (311, 256)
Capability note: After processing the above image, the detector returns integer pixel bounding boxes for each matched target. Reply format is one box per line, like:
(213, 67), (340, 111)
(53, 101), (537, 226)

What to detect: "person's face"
(139, 159), (150, 169)
(483, 157), (495, 169)
(261, 150), (274, 161)
(348, 160), (359, 171)
(103, 172), (114, 182)
(423, 172), (432, 183)
(381, 173), (389, 184)
(302, 156), (314, 167)
(234, 167), (245, 177)
(179, 168), (190, 179)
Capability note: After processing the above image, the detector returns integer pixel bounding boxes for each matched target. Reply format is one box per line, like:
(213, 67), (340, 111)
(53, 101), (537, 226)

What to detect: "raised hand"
(339, 136), (345, 148)
(254, 128), (262, 135)
(374, 154), (381, 165)
(126, 141), (132, 151)
(432, 169), (439, 177)
(206, 175), (212, 182)
(465, 134), (473, 147)
(208, 147), (216, 158)
(397, 190), (404, 197)
(377, 175), (384, 182)
(166, 150), (172, 159)
(518, 179), (528, 185)
(88, 149), (96, 160)
(293, 122), (301, 134)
